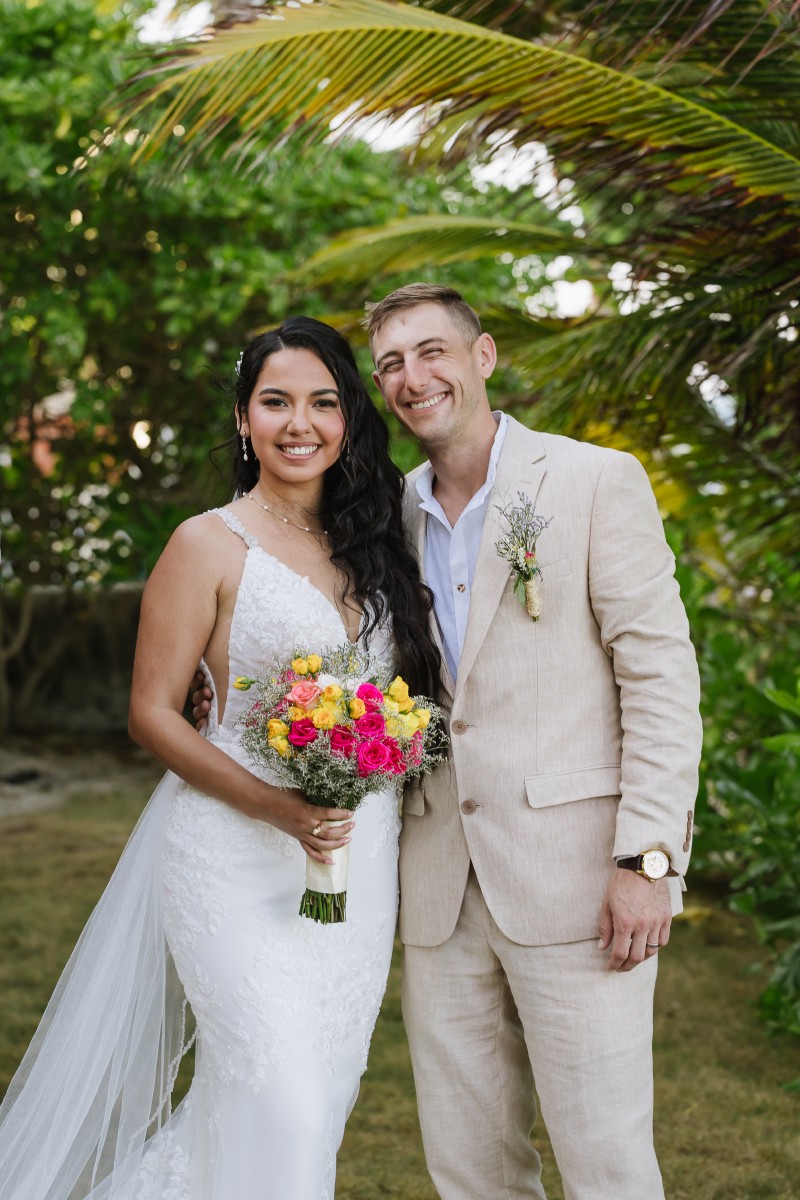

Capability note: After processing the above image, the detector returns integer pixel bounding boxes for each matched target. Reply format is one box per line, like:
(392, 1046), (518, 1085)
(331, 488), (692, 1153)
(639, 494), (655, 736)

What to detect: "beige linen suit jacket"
(400, 418), (702, 948)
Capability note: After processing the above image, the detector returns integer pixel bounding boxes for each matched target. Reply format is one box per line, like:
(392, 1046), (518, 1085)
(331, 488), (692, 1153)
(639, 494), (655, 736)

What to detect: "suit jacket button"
(451, 720), (468, 734)
(461, 799), (477, 814)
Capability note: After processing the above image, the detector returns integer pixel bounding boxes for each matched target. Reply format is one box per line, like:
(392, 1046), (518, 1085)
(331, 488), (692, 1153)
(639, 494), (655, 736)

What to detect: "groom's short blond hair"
(363, 283), (482, 350)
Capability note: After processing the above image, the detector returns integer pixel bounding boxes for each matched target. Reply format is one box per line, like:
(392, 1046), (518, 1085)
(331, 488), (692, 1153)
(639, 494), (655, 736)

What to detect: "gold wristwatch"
(617, 849), (671, 882)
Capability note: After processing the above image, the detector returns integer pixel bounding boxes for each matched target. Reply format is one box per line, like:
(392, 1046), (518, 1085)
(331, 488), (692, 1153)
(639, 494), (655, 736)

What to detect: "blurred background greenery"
(1, 0), (798, 1096)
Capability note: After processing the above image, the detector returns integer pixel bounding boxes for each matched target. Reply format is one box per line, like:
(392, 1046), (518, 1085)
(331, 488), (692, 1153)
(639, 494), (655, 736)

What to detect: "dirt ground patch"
(0, 734), (162, 819)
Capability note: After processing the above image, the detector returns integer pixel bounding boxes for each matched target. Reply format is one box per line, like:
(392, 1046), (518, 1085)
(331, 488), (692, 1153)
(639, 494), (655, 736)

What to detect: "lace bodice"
(204, 508), (394, 743)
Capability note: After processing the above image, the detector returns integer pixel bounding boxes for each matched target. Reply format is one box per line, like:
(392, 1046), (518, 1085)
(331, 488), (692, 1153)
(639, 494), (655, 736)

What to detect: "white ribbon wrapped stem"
(305, 820), (351, 894)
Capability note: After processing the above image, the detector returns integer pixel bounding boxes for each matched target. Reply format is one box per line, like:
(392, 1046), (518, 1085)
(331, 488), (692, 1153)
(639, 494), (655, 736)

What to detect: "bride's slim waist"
(206, 725), (286, 788)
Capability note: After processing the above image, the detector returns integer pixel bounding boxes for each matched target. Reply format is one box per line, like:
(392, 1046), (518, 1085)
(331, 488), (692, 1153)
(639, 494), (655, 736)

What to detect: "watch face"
(642, 850), (669, 880)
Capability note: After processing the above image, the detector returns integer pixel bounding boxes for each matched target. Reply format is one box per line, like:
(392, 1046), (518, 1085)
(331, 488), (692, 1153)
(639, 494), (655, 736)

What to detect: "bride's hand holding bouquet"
(236, 644), (448, 922)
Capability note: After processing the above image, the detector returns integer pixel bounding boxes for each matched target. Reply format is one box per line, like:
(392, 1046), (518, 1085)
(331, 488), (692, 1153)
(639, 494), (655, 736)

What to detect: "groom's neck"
(426, 410), (498, 526)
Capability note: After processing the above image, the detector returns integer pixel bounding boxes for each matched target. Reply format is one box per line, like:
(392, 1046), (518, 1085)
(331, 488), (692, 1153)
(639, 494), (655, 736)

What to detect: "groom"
(365, 283), (702, 1200)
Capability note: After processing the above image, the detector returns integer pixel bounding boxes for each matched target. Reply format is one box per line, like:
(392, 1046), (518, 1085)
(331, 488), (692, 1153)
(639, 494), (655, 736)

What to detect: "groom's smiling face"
(371, 302), (496, 451)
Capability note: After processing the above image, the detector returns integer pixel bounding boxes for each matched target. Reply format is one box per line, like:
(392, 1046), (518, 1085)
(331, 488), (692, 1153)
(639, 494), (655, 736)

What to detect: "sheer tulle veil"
(0, 771), (192, 1200)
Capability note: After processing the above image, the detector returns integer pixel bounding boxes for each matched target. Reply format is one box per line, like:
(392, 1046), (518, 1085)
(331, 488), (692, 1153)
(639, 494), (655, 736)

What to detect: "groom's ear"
(476, 332), (498, 380)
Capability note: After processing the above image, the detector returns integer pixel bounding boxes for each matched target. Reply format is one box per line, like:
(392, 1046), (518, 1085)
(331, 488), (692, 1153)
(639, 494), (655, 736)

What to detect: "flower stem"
(299, 889), (347, 924)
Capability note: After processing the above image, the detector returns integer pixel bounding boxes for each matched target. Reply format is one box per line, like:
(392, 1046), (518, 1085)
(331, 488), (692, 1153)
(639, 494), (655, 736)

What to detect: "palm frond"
(286, 213), (601, 285)
(125, 0), (800, 203)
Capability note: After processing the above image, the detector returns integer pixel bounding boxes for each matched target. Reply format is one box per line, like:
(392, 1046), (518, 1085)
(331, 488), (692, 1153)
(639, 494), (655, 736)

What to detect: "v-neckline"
(247, 542), (363, 646)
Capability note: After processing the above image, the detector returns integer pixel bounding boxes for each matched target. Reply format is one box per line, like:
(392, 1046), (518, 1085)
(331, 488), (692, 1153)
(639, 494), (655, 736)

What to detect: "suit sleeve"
(588, 451), (702, 874)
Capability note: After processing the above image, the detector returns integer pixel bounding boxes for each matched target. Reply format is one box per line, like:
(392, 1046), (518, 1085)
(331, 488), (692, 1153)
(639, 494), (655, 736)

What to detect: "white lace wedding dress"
(0, 508), (400, 1200)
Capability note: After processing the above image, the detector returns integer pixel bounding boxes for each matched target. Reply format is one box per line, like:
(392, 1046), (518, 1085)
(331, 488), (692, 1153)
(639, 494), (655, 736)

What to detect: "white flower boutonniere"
(496, 492), (553, 621)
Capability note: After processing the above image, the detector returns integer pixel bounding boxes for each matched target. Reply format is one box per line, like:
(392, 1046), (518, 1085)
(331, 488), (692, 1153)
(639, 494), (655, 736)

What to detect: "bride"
(0, 317), (441, 1200)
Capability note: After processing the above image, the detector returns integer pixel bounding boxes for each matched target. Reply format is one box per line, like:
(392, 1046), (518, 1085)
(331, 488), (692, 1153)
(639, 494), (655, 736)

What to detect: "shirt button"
(451, 720), (467, 734)
(461, 800), (477, 815)
(457, 583), (466, 593)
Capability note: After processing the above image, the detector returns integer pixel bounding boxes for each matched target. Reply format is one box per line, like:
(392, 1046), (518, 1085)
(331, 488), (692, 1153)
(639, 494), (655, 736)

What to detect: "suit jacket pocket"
(403, 779), (426, 816)
(536, 555), (572, 582)
(525, 764), (621, 808)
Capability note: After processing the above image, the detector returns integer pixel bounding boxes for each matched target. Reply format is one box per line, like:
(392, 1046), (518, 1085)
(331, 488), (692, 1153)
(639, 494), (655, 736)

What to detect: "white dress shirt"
(415, 412), (509, 681)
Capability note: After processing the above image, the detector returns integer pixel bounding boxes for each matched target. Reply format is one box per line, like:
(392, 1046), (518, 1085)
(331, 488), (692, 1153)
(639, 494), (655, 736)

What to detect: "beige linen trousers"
(400, 419), (702, 1200)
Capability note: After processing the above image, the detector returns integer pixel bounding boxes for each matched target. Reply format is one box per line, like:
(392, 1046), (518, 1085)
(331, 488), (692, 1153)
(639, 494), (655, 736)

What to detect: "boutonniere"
(495, 492), (553, 621)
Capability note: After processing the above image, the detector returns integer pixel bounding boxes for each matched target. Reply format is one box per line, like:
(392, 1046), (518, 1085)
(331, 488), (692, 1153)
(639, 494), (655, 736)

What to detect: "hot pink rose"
(286, 680), (322, 709)
(354, 712), (386, 739)
(287, 718), (318, 747)
(382, 736), (406, 774)
(407, 731), (423, 767)
(356, 739), (392, 777)
(329, 725), (358, 757)
(355, 682), (384, 711)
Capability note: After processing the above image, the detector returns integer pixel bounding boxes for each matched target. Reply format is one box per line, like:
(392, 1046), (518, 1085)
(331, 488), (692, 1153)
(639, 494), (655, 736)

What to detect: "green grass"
(1, 778), (799, 1199)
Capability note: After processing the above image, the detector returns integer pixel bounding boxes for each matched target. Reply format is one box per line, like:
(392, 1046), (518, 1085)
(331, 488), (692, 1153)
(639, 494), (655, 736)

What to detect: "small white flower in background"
(495, 492), (553, 621)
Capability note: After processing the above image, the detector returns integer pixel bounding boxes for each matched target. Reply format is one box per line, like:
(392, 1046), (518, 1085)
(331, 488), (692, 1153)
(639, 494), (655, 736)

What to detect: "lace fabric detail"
(251, 912), (393, 1080)
(212, 505), (259, 548)
(369, 789), (402, 862)
(133, 1108), (192, 1200)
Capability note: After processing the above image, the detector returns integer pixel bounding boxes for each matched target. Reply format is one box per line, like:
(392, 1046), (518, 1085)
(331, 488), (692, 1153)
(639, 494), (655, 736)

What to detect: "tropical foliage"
(125, 0), (800, 583)
(0, 0), (529, 589)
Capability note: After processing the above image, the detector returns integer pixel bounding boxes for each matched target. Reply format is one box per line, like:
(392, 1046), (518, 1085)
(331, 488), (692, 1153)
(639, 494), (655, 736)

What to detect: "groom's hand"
(191, 669), (213, 731)
(597, 870), (672, 972)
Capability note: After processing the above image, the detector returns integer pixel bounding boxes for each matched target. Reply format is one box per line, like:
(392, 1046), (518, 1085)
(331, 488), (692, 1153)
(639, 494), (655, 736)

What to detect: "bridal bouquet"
(235, 645), (447, 923)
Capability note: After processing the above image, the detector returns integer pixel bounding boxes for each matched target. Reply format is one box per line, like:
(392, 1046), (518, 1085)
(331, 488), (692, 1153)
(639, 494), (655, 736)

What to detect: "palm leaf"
(285, 213), (602, 285)
(126, 0), (800, 203)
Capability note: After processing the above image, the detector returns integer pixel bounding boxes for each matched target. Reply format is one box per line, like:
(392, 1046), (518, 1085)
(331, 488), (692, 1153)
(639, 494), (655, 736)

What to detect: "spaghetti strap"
(209, 507), (259, 549)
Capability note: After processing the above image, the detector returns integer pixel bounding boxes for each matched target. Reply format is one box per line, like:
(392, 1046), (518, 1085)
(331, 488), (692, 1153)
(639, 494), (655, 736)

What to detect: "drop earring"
(241, 434), (249, 462)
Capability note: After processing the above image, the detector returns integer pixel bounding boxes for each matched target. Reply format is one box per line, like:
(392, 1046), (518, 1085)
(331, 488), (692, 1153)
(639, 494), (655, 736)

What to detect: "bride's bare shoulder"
(149, 511), (244, 585)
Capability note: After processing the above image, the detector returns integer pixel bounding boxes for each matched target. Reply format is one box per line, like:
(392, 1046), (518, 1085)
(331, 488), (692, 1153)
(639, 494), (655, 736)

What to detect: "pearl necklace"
(246, 492), (327, 536)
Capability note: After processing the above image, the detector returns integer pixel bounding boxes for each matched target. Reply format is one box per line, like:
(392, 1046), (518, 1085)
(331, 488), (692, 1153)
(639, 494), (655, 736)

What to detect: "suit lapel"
(454, 423), (547, 700)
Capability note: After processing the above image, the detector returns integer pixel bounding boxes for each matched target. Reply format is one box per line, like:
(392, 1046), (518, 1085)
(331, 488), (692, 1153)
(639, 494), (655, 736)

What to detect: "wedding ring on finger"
(646, 941), (660, 949)
(312, 822), (323, 838)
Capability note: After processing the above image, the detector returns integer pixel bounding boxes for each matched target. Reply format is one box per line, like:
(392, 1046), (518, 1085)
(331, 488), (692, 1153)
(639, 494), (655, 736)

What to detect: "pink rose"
(287, 718), (319, 747)
(382, 736), (406, 774)
(355, 682), (384, 711)
(407, 731), (423, 767)
(354, 711), (386, 739)
(287, 680), (323, 709)
(356, 739), (392, 777)
(329, 725), (358, 757)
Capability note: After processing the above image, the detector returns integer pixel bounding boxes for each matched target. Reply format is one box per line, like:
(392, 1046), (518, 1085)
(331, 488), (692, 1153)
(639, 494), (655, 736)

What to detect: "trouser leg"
(495, 931), (664, 1200)
(402, 871), (546, 1200)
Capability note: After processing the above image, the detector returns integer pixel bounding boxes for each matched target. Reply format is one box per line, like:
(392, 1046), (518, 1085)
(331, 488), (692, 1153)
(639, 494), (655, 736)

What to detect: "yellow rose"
(267, 719), (289, 738)
(399, 712), (421, 736)
(385, 716), (402, 738)
(349, 697), (366, 719)
(322, 683), (343, 702)
(233, 676), (254, 691)
(291, 657), (309, 675)
(287, 705), (306, 721)
(306, 654), (323, 674)
(268, 735), (291, 757)
(388, 675), (414, 712)
(311, 706), (337, 730)
(413, 708), (431, 729)
(383, 698), (400, 715)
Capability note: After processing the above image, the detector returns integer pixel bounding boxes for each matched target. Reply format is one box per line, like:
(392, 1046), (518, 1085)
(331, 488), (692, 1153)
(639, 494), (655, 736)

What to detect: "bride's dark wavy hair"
(229, 316), (441, 697)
